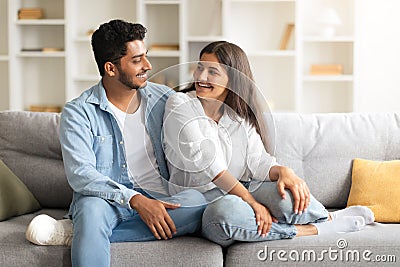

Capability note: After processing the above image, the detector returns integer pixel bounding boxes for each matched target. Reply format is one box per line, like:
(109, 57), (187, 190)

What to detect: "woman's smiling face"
(193, 53), (229, 102)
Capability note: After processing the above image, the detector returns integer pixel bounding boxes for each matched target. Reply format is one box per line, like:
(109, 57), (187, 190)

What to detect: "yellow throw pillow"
(347, 158), (400, 222)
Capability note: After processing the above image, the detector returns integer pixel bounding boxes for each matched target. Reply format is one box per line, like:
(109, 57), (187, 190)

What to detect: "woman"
(163, 41), (374, 246)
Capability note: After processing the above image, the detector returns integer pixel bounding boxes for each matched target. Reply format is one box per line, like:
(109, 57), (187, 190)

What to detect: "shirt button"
(120, 199), (124, 204)
(101, 137), (105, 142)
(119, 141), (124, 145)
(122, 164), (126, 168)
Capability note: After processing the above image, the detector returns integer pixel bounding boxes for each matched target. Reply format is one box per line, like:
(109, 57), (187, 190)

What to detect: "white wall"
(354, 0), (400, 112)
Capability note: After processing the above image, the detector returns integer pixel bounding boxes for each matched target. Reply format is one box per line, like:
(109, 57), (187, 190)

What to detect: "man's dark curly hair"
(91, 19), (147, 76)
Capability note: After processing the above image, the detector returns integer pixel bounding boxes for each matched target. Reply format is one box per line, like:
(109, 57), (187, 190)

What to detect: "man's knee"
(72, 196), (117, 234)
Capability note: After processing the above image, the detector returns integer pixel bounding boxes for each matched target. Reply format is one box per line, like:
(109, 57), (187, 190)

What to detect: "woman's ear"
(104, 62), (117, 77)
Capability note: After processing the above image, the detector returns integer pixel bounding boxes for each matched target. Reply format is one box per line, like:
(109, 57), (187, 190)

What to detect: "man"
(26, 19), (206, 267)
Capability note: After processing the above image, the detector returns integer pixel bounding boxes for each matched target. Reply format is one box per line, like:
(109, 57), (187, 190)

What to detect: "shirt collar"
(86, 80), (151, 112)
(86, 80), (109, 111)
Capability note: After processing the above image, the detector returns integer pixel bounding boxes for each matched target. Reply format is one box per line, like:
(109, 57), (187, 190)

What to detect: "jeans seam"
(203, 222), (296, 240)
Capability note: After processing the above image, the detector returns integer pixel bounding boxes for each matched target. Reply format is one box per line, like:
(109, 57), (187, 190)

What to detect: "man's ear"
(104, 62), (117, 77)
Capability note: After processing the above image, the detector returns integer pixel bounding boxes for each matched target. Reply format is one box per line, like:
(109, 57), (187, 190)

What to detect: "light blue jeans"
(70, 189), (207, 267)
(202, 181), (329, 247)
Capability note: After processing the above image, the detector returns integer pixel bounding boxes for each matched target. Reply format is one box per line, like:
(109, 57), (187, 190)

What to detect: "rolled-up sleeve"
(246, 123), (279, 182)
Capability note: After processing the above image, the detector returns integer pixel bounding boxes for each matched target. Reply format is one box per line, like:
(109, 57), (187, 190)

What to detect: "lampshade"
(318, 8), (342, 25)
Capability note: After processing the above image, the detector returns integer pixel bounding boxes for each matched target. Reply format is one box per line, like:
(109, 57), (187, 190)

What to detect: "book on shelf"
(29, 105), (62, 113)
(150, 44), (179, 51)
(18, 8), (44, 20)
(309, 64), (343, 75)
(279, 23), (295, 50)
(21, 48), (64, 53)
(42, 48), (64, 52)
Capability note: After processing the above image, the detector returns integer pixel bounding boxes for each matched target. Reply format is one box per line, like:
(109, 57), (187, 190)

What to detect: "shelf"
(303, 36), (355, 43)
(148, 50), (181, 57)
(16, 19), (66, 26)
(187, 36), (225, 42)
(74, 75), (100, 82)
(303, 75), (354, 82)
(18, 51), (66, 58)
(144, 0), (180, 4)
(247, 50), (295, 57)
(231, 0), (295, 2)
(2, 0), (357, 113)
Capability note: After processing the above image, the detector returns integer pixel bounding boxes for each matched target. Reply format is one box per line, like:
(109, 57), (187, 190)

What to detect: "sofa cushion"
(0, 160), (40, 221)
(0, 209), (71, 267)
(0, 111), (62, 159)
(225, 223), (400, 266)
(272, 113), (400, 208)
(348, 158), (400, 222)
(110, 236), (223, 266)
(0, 111), (72, 208)
(0, 209), (223, 267)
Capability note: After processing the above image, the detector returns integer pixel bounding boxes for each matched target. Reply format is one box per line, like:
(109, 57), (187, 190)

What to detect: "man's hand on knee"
(129, 194), (180, 240)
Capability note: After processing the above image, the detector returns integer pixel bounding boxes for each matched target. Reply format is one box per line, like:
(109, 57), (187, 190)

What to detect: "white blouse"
(163, 92), (277, 194)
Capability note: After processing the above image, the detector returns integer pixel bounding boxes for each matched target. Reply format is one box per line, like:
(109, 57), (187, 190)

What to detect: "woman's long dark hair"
(182, 41), (271, 152)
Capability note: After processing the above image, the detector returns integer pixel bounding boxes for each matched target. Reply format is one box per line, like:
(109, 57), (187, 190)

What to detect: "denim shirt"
(59, 81), (174, 210)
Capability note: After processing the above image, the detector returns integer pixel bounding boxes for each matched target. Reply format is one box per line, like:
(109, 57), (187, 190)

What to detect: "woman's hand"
(219, 172), (278, 237)
(247, 199), (277, 237)
(270, 166), (311, 215)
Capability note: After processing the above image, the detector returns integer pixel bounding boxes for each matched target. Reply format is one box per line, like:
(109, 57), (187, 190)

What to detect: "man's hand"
(129, 194), (181, 240)
(270, 166), (310, 214)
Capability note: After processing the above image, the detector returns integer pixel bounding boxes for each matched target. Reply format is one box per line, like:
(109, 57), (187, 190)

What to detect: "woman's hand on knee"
(248, 200), (277, 237)
(271, 166), (311, 215)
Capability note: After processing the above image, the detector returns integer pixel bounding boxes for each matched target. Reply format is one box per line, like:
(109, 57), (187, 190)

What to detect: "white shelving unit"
(180, 0), (224, 89)
(1, 0), (356, 113)
(137, 0), (182, 89)
(0, 0), (9, 110)
(7, 0), (66, 111)
(298, 0), (355, 113)
(225, 0), (297, 112)
(65, 0), (137, 101)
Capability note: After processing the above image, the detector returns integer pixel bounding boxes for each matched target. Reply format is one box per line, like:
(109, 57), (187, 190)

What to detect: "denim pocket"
(93, 134), (114, 168)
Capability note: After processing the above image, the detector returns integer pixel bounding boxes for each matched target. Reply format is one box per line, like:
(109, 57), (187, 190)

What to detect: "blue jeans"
(70, 189), (207, 267)
(201, 181), (329, 247)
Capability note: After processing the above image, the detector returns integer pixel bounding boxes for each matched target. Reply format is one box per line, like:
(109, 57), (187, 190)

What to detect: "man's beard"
(117, 67), (142, 90)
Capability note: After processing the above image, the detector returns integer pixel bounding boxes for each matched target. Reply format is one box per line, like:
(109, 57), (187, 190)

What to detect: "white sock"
(330, 206), (375, 224)
(312, 216), (366, 235)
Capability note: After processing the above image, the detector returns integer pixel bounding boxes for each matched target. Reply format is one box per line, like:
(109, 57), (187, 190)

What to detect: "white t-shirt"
(163, 91), (278, 195)
(108, 98), (168, 195)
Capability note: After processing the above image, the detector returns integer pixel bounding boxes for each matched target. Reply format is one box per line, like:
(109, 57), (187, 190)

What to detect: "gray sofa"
(0, 110), (399, 266)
